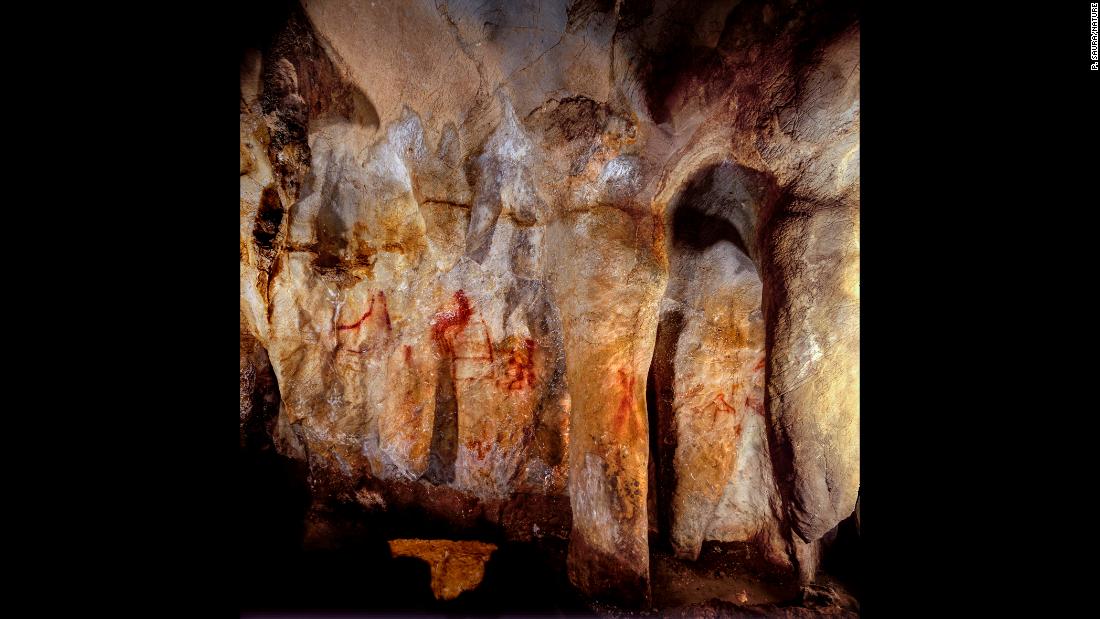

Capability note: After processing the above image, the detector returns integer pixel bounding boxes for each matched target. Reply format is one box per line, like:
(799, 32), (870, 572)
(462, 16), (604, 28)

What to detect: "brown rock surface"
(388, 539), (498, 600)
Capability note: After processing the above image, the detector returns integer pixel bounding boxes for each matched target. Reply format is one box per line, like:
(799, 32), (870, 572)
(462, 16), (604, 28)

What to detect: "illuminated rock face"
(652, 162), (788, 568)
(388, 539), (497, 601)
(240, 0), (859, 606)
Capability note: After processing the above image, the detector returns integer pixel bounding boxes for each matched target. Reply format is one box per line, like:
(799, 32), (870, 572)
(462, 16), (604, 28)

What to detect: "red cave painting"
(336, 291), (392, 333)
(612, 368), (637, 436)
(711, 392), (735, 423)
(430, 290), (474, 354)
(430, 291), (540, 392)
(479, 326), (495, 365)
(502, 338), (537, 392)
(746, 358), (765, 416)
(430, 290), (494, 383)
(336, 296), (375, 331)
(335, 291), (392, 355)
(380, 292), (391, 330)
(696, 381), (766, 423)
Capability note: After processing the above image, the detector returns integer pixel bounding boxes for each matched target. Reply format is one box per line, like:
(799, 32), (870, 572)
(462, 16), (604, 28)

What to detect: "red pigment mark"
(431, 290), (473, 355)
(712, 392), (736, 423)
(481, 319), (495, 364)
(431, 291), (494, 384)
(452, 323), (494, 363)
(335, 291), (392, 333)
(403, 345), (413, 365)
(335, 291), (394, 355)
(466, 439), (490, 460)
(502, 338), (536, 391)
(377, 291), (392, 331)
(337, 296), (376, 331)
(754, 358), (766, 371)
(613, 368), (636, 435)
(745, 395), (765, 416)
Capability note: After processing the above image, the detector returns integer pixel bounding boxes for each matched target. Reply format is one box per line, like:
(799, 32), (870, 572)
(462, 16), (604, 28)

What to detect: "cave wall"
(240, 0), (859, 606)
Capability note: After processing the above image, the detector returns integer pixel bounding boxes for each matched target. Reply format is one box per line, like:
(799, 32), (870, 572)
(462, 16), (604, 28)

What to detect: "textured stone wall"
(240, 0), (859, 606)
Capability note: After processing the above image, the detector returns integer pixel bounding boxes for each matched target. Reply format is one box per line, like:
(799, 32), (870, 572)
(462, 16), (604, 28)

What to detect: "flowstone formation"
(241, 0), (859, 607)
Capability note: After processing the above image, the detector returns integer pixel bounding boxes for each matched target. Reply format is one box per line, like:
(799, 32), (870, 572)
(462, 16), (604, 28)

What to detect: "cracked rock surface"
(241, 0), (859, 607)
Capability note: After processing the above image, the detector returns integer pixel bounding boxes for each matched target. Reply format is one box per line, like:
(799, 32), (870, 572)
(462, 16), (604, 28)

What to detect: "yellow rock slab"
(388, 539), (497, 600)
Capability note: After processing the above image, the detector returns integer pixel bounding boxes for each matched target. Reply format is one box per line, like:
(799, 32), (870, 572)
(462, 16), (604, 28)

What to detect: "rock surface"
(388, 539), (498, 600)
(241, 0), (859, 606)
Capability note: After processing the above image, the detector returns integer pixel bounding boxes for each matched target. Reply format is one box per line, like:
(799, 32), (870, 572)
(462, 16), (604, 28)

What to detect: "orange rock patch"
(388, 539), (497, 600)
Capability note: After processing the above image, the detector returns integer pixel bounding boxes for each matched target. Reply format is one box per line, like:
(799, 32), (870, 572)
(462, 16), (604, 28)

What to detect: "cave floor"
(650, 542), (800, 609)
(241, 532), (856, 617)
(240, 449), (858, 616)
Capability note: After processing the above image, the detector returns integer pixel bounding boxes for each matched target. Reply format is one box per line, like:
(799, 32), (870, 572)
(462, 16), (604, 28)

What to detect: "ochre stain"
(404, 345), (413, 365)
(754, 358), (766, 371)
(613, 368), (636, 435)
(431, 290), (474, 355)
(481, 319), (495, 364)
(337, 296), (376, 331)
(431, 290), (497, 393)
(651, 210), (668, 267)
(378, 290), (392, 331)
(335, 291), (395, 356)
(431, 290), (495, 387)
(712, 392), (735, 423)
(466, 439), (491, 460)
(387, 539), (496, 601)
(502, 338), (536, 391)
(336, 291), (391, 333)
(745, 395), (765, 416)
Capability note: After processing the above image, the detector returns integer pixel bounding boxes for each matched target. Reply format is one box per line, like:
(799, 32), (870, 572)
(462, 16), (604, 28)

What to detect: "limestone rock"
(240, 0), (860, 605)
(654, 162), (787, 566)
(388, 539), (497, 600)
(763, 202), (859, 544)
